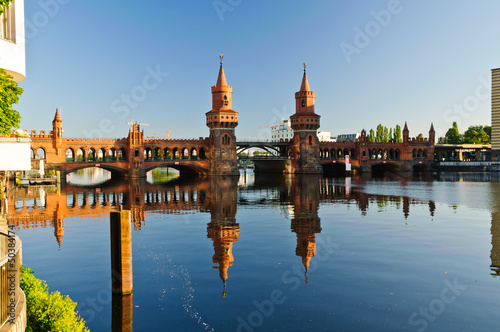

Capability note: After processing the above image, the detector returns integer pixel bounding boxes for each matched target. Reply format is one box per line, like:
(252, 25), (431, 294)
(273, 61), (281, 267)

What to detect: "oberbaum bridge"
(28, 57), (436, 178)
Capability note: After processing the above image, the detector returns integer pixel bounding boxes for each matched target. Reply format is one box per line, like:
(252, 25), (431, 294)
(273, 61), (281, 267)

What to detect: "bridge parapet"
(144, 137), (209, 145)
(65, 137), (128, 144)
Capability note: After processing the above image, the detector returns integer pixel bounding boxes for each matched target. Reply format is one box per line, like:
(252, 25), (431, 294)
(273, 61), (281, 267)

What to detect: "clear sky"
(16, 0), (500, 141)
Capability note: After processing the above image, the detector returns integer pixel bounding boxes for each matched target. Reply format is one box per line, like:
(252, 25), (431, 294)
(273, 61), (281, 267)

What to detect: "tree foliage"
(368, 129), (375, 143)
(463, 125), (491, 144)
(20, 266), (90, 332)
(0, 0), (14, 15)
(369, 124), (403, 143)
(444, 122), (461, 144)
(0, 68), (23, 135)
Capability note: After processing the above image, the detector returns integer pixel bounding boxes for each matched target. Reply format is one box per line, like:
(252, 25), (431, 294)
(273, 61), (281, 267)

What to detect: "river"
(6, 169), (500, 331)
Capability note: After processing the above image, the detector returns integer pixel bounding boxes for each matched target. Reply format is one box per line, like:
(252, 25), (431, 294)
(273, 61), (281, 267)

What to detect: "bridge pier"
(127, 168), (146, 179)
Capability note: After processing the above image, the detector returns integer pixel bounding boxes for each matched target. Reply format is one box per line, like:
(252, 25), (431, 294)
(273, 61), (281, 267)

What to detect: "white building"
(270, 120), (336, 142)
(0, 0), (26, 82)
(271, 120), (294, 141)
(337, 133), (360, 142)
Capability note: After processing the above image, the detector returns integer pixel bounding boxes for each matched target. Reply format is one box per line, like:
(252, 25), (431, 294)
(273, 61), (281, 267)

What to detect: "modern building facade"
(492, 68), (500, 159)
(0, 0), (25, 82)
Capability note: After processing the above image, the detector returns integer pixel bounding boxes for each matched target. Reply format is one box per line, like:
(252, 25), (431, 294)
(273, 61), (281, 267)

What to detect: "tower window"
(309, 136), (313, 146)
(302, 99), (305, 107)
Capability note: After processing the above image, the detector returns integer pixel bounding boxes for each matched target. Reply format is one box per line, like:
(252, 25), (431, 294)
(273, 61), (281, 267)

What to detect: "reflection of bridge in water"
(8, 174), (500, 282)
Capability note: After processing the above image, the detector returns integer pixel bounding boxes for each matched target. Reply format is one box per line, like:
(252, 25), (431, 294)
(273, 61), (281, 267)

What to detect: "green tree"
(368, 129), (375, 143)
(375, 124), (383, 143)
(463, 125), (491, 144)
(382, 126), (389, 142)
(417, 133), (423, 139)
(484, 125), (492, 138)
(0, 69), (23, 135)
(394, 124), (402, 143)
(0, 0), (13, 15)
(445, 122), (461, 144)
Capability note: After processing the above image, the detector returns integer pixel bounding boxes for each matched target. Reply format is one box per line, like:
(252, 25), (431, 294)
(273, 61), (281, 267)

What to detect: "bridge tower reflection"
(290, 175), (322, 282)
(206, 176), (239, 296)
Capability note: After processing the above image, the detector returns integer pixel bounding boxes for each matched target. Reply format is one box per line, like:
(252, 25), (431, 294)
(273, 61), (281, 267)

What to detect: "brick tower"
(289, 63), (322, 174)
(127, 122), (146, 178)
(206, 55), (239, 176)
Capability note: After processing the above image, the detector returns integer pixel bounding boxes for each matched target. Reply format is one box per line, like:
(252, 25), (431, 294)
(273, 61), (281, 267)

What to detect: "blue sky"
(16, 0), (500, 140)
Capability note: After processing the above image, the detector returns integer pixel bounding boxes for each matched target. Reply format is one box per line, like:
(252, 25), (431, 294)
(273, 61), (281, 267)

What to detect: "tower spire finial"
(303, 62), (307, 72)
(219, 53), (224, 64)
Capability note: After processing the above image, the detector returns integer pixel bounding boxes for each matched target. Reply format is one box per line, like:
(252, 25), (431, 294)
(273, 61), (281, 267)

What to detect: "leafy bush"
(20, 266), (89, 332)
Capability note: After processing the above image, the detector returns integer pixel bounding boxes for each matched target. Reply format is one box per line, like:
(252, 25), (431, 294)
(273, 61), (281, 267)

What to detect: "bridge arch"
(371, 161), (401, 175)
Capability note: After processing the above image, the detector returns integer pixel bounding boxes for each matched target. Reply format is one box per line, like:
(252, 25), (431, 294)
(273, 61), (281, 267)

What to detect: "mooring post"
(110, 206), (133, 295)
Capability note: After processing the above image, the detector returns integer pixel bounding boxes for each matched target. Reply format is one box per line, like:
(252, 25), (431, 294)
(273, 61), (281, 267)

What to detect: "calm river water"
(6, 169), (500, 331)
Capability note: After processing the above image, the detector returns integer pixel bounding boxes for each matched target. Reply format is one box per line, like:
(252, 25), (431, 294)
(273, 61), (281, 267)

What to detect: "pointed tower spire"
(300, 62), (310, 92)
(54, 108), (61, 121)
(430, 123), (435, 132)
(216, 54), (227, 87)
(403, 122), (409, 142)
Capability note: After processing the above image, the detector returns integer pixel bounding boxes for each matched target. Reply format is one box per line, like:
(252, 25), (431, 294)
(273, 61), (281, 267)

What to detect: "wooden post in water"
(110, 206), (133, 295)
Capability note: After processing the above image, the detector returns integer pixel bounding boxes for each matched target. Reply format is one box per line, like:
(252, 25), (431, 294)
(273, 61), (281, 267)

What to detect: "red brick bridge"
(28, 59), (435, 177)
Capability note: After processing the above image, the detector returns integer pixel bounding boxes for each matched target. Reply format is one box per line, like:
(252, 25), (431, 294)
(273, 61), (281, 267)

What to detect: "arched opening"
(337, 149), (343, 159)
(413, 149), (417, 158)
(87, 148), (96, 161)
(350, 149), (356, 160)
(331, 148), (335, 159)
(417, 149), (423, 158)
(154, 147), (162, 160)
(146, 167), (180, 184)
(319, 149), (323, 158)
(173, 148), (180, 159)
(65, 148), (74, 162)
(309, 135), (313, 146)
(108, 148), (117, 161)
(324, 149), (329, 158)
(199, 148), (207, 160)
(119, 148), (127, 161)
(30, 149), (35, 159)
(144, 147), (152, 160)
(182, 148), (189, 159)
(77, 148), (85, 161)
(190, 148), (198, 159)
(135, 149), (139, 157)
(36, 148), (46, 159)
(163, 148), (171, 160)
(98, 148), (106, 161)
(222, 134), (231, 145)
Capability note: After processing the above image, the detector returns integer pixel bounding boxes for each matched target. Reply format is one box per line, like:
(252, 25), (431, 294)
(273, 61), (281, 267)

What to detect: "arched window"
(222, 134), (231, 145)
(77, 148), (85, 161)
(36, 148), (46, 159)
(308, 135), (313, 146)
(66, 148), (75, 161)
